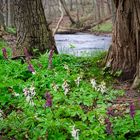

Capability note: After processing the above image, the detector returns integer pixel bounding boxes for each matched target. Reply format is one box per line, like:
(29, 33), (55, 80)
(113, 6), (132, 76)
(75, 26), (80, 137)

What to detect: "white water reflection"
(55, 33), (112, 56)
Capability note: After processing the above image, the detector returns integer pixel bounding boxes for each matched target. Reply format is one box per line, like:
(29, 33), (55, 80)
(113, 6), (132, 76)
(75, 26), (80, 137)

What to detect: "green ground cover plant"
(92, 22), (112, 33)
(0, 39), (140, 140)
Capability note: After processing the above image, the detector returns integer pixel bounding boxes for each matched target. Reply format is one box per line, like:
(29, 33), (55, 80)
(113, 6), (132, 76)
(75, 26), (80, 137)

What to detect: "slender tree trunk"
(75, 0), (80, 23)
(14, 0), (57, 57)
(59, 0), (76, 25)
(70, 0), (73, 11)
(106, 0), (140, 83)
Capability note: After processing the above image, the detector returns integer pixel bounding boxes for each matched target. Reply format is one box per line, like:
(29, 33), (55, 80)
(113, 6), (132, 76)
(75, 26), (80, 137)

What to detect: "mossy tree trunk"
(106, 0), (140, 86)
(14, 0), (57, 57)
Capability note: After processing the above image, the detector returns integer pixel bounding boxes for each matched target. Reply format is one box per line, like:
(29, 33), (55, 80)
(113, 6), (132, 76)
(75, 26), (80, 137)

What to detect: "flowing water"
(55, 33), (112, 56)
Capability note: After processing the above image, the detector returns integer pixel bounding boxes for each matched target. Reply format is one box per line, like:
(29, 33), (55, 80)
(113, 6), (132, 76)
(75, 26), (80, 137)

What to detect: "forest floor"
(1, 28), (140, 110)
(0, 30), (140, 140)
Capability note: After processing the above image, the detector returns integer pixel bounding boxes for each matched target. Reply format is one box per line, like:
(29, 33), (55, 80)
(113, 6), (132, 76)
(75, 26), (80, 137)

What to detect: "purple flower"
(28, 64), (35, 74)
(107, 108), (114, 117)
(48, 48), (54, 69)
(104, 118), (112, 135)
(129, 102), (135, 119)
(45, 92), (52, 107)
(2, 48), (8, 59)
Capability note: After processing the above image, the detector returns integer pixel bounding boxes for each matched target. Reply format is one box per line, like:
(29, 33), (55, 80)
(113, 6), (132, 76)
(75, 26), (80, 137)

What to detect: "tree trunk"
(106, 0), (140, 83)
(0, 0), (5, 31)
(59, 0), (76, 25)
(14, 0), (57, 57)
(7, 0), (15, 27)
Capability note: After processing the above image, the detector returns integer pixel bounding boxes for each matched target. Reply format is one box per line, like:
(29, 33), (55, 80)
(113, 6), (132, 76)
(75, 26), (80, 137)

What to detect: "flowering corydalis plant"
(107, 108), (114, 117)
(48, 48), (54, 69)
(0, 109), (4, 120)
(97, 81), (106, 94)
(104, 118), (112, 135)
(129, 102), (135, 118)
(129, 101), (135, 125)
(90, 79), (97, 89)
(2, 48), (8, 59)
(62, 80), (70, 95)
(23, 85), (36, 106)
(28, 64), (36, 74)
(51, 83), (59, 91)
(71, 125), (80, 140)
(45, 92), (52, 108)
(90, 79), (106, 94)
(75, 76), (82, 87)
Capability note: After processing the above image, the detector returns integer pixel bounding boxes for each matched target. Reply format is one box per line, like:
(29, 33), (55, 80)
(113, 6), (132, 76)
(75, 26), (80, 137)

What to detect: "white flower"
(64, 64), (69, 70)
(90, 79), (97, 89)
(71, 125), (80, 140)
(97, 81), (106, 94)
(13, 92), (20, 97)
(75, 76), (81, 87)
(23, 88), (29, 96)
(32, 71), (36, 75)
(0, 110), (3, 120)
(23, 85), (36, 106)
(62, 80), (70, 95)
(52, 83), (59, 91)
(29, 100), (35, 106)
(29, 85), (36, 96)
(26, 95), (31, 103)
(26, 96), (34, 106)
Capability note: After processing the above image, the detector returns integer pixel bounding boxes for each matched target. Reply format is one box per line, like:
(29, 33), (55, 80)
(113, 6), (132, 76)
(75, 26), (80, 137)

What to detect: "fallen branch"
(57, 16), (112, 33)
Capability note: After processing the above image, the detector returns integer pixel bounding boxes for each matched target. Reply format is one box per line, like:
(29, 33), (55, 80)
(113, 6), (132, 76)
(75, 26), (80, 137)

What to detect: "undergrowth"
(0, 39), (140, 140)
(92, 22), (112, 33)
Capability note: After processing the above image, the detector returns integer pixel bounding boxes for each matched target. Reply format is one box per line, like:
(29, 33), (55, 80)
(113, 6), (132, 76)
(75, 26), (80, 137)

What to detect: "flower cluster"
(23, 85), (36, 106)
(45, 92), (52, 108)
(104, 118), (112, 135)
(51, 83), (59, 91)
(64, 64), (70, 73)
(90, 79), (106, 94)
(90, 79), (97, 89)
(62, 80), (70, 95)
(13, 92), (20, 97)
(129, 101), (135, 119)
(0, 109), (3, 120)
(23, 47), (36, 74)
(2, 48), (8, 59)
(71, 125), (80, 140)
(48, 48), (54, 69)
(75, 76), (82, 87)
(28, 64), (36, 75)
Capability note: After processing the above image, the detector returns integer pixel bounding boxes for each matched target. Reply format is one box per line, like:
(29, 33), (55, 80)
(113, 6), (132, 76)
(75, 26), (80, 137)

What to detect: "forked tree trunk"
(14, 0), (57, 57)
(106, 0), (140, 83)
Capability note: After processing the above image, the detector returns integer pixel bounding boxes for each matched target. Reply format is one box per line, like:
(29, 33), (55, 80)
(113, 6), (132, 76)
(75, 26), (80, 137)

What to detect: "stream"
(55, 33), (112, 56)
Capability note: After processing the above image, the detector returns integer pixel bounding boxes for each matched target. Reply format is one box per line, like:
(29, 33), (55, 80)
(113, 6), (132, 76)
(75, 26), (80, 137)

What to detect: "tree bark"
(0, 0), (5, 32)
(106, 0), (140, 83)
(14, 0), (57, 57)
